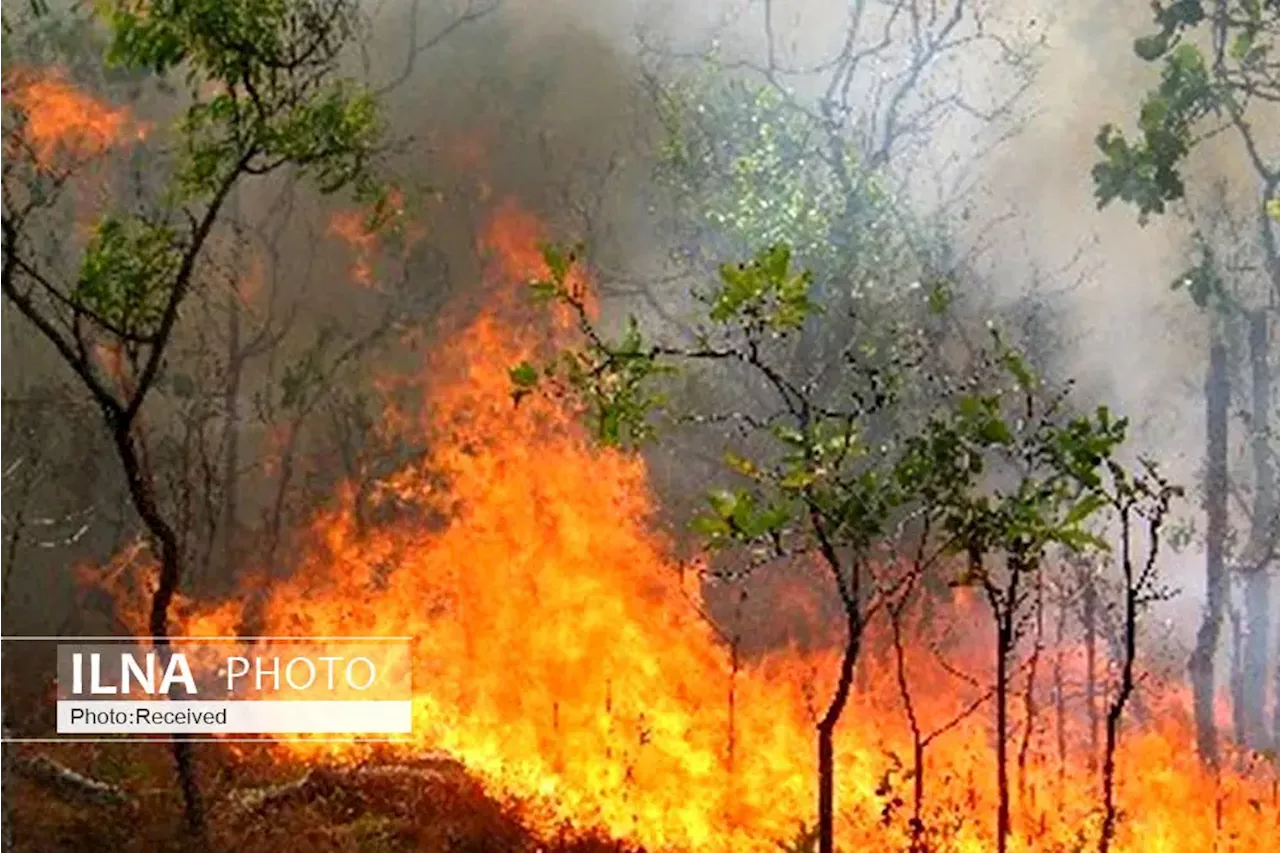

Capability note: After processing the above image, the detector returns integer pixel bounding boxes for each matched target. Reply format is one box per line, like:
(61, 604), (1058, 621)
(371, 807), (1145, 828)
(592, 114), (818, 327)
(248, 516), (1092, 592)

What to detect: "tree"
(514, 241), (949, 853)
(2, 0), (390, 842)
(1094, 0), (1280, 759)
(514, 237), (1151, 853)
(1094, 465), (1180, 853)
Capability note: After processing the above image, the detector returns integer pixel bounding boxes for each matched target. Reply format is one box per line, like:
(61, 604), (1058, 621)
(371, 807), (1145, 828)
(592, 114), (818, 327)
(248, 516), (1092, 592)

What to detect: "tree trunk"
(1191, 335), (1230, 767)
(995, 612), (1013, 853)
(111, 418), (208, 849)
(1229, 589), (1248, 745)
(1083, 574), (1099, 772)
(1099, 509), (1136, 853)
(1243, 309), (1274, 750)
(817, 611), (860, 853)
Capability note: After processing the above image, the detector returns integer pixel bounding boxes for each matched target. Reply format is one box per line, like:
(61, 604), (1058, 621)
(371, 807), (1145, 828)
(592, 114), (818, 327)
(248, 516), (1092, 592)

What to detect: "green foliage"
(515, 243), (1146, 588)
(113, 0), (388, 205)
(709, 244), (819, 331)
(934, 371), (1132, 585)
(691, 488), (793, 548)
(655, 66), (907, 285)
(1170, 245), (1224, 308)
(521, 247), (673, 447)
(103, 0), (361, 79)
(1092, 43), (1213, 221)
(0, 0), (391, 422)
(1093, 1), (1278, 223)
(75, 216), (182, 332)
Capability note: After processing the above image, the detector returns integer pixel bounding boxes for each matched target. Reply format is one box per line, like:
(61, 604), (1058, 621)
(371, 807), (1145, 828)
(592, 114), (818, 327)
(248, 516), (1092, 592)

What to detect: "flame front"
(106, 200), (1275, 851)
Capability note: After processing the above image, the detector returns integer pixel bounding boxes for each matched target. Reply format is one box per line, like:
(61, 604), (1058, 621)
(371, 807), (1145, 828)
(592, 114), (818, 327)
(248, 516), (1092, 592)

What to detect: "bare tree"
(1098, 463), (1179, 853)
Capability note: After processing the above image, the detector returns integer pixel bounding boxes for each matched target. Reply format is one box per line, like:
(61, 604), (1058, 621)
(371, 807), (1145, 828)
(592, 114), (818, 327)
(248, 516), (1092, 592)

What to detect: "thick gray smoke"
(355, 0), (1218, 618)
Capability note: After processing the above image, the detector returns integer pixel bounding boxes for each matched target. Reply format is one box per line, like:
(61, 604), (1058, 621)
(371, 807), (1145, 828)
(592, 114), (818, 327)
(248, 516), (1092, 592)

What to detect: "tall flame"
(100, 199), (1275, 852)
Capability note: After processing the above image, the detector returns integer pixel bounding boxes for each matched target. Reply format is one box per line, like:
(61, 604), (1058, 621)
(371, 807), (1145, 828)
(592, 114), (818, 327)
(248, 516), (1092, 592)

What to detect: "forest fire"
(85, 200), (1277, 851)
(3, 26), (1277, 853)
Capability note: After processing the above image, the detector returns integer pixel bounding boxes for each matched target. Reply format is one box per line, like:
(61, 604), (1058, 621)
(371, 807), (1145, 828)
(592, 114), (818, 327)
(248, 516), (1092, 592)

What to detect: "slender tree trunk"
(1273, 625), (1280, 749)
(817, 605), (861, 853)
(1243, 571), (1273, 749)
(111, 418), (208, 849)
(1100, 510), (1135, 853)
(1191, 335), (1230, 767)
(987, 556), (1022, 853)
(1229, 589), (1248, 745)
(995, 611), (1013, 853)
(1243, 309), (1274, 749)
(891, 597), (927, 849)
(1018, 577), (1044, 800)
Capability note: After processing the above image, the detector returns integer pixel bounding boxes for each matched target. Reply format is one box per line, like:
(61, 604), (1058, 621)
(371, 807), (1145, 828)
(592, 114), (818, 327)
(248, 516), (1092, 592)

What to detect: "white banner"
(56, 700), (413, 734)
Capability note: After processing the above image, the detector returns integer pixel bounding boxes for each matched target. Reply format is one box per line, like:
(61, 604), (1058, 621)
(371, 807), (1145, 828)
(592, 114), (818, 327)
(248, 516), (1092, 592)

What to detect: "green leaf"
(1134, 33), (1170, 61)
(780, 468), (817, 490)
(1063, 493), (1107, 527)
(707, 489), (740, 518)
(927, 281), (952, 314)
(1230, 31), (1255, 60)
(1058, 528), (1111, 553)
(75, 216), (180, 331)
(509, 361), (540, 389)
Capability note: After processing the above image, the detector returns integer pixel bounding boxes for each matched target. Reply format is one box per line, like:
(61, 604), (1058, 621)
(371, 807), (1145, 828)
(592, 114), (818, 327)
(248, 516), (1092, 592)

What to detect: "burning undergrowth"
(68, 198), (1278, 853)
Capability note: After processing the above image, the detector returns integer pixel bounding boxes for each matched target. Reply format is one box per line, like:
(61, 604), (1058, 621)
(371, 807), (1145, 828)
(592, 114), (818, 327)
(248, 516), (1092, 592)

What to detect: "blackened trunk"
(1099, 511), (1136, 853)
(817, 611), (861, 853)
(995, 613), (1013, 853)
(1191, 336), (1230, 767)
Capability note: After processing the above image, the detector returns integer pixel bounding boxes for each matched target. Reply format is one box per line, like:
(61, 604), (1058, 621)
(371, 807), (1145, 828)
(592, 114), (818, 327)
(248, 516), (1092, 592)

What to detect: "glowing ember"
(98, 199), (1276, 851)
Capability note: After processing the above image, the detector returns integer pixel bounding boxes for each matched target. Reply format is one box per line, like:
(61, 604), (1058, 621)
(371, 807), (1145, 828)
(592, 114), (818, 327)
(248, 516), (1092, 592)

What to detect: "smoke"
(360, 0), (1213, 557)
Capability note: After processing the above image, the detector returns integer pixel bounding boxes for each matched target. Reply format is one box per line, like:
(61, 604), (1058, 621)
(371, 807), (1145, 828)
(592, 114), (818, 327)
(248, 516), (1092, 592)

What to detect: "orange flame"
(327, 190), (424, 289)
(4, 68), (145, 168)
(98, 199), (1276, 852)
